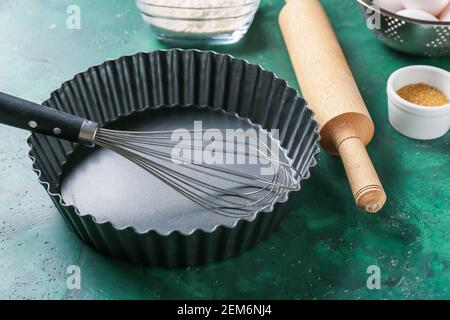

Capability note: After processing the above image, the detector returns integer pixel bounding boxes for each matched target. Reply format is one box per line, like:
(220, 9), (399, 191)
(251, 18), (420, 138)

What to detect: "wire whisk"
(95, 128), (300, 218)
(0, 92), (300, 218)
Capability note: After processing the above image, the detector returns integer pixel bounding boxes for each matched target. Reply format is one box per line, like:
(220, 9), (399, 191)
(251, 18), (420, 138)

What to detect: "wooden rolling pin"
(279, 0), (386, 213)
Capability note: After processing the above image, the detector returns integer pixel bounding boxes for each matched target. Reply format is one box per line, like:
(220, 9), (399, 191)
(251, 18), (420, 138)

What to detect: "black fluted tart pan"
(27, 50), (320, 267)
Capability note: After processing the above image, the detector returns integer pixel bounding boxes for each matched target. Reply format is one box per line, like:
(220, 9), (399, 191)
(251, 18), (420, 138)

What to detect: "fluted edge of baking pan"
(27, 49), (320, 267)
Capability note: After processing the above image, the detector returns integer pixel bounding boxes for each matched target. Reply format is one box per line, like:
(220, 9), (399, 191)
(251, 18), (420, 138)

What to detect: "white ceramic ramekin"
(387, 65), (450, 140)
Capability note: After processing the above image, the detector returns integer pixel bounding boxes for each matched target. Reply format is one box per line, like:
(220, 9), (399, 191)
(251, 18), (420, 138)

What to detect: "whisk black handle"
(0, 92), (98, 146)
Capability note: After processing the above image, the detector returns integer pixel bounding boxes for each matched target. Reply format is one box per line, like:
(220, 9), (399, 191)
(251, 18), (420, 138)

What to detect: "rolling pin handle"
(336, 137), (387, 213)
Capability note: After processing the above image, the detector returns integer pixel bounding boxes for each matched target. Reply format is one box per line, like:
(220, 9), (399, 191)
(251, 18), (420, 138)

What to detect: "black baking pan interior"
(61, 105), (293, 234)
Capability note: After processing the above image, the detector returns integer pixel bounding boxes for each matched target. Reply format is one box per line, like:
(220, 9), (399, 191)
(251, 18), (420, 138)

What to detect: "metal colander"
(357, 0), (450, 57)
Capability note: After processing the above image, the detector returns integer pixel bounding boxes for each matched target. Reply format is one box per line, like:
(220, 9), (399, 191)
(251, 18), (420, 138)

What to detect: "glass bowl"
(136, 0), (260, 45)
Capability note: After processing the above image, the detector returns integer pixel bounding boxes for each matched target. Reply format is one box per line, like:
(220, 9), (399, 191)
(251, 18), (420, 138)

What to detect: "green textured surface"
(0, 0), (448, 300)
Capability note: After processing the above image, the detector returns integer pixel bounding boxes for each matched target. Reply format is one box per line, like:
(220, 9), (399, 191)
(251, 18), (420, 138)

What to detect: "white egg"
(373, 0), (404, 13)
(396, 8), (439, 21)
(401, 0), (449, 16)
(440, 4), (450, 21)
